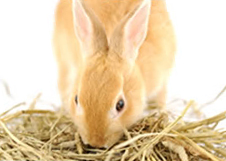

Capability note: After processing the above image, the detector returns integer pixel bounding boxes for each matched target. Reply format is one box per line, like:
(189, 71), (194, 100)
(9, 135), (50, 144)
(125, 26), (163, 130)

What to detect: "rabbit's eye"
(116, 99), (124, 112)
(75, 95), (78, 105)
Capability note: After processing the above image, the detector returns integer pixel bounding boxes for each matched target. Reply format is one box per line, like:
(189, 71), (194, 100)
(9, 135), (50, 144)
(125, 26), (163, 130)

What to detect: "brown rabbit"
(53, 0), (176, 148)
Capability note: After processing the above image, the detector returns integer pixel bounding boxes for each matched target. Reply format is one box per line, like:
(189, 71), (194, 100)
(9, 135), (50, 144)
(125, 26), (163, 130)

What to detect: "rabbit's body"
(53, 0), (176, 147)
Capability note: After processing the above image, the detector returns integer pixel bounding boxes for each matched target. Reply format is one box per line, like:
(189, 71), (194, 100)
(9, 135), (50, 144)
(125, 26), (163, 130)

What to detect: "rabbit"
(53, 0), (176, 148)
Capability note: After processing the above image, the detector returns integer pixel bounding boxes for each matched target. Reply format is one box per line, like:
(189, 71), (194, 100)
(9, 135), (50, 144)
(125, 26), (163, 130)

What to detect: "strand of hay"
(0, 99), (225, 161)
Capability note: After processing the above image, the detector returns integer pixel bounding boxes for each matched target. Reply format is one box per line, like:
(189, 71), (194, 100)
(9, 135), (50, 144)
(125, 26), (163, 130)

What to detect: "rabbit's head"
(69, 0), (151, 148)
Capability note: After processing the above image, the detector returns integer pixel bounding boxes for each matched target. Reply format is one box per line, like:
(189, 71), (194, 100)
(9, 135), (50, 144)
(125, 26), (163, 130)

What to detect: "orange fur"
(53, 0), (176, 147)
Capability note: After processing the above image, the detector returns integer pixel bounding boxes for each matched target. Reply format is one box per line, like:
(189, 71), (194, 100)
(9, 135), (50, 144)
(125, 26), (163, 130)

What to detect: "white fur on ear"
(72, 0), (93, 54)
(123, 0), (151, 60)
(76, 103), (84, 116)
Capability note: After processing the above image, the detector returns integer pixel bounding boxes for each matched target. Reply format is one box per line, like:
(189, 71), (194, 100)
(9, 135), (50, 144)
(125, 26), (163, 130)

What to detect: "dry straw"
(0, 86), (225, 160)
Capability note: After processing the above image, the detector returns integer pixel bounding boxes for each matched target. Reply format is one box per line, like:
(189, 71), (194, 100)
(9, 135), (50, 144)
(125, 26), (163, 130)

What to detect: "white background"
(0, 1), (225, 122)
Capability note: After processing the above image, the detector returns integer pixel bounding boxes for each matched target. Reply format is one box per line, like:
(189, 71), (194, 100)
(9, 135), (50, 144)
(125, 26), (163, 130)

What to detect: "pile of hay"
(0, 101), (226, 161)
(0, 100), (225, 161)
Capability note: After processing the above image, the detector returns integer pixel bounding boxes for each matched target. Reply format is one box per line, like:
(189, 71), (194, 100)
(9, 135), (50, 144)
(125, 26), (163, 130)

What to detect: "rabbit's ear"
(110, 0), (151, 61)
(72, 0), (108, 56)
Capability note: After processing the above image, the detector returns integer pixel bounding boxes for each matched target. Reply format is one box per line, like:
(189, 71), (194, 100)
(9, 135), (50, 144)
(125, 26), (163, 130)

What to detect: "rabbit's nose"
(86, 144), (107, 150)
(86, 144), (94, 149)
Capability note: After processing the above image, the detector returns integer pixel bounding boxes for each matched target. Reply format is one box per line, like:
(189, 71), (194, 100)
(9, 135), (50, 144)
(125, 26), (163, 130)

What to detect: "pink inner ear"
(125, 2), (150, 52)
(127, 7), (148, 41)
(76, 9), (89, 37)
(74, 0), (92, 42)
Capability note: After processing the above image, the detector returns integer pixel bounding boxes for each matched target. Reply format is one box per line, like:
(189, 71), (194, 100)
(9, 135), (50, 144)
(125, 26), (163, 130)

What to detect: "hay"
(0, 82), (226, 161)
(0, 99), (225, 161)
